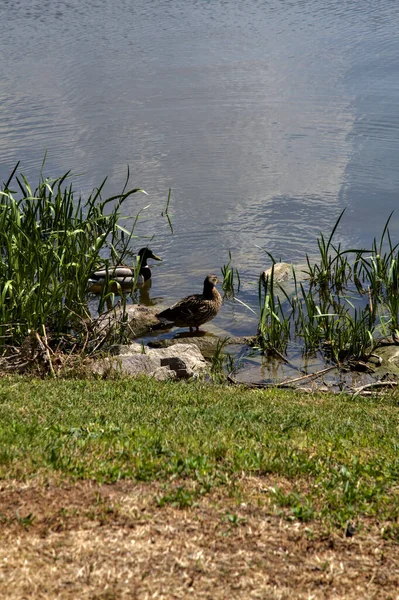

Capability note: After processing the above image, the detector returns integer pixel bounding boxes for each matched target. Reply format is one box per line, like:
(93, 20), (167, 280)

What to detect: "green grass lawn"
(1, 376), (399, 534)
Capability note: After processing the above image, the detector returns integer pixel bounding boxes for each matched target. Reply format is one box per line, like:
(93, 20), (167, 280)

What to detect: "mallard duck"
(88, 247), (162, 294)
(157, 274), (222, 332)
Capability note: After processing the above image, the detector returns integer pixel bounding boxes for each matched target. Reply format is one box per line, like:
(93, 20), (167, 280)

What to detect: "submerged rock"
(92, 342), (207, 380)
(261, 262), (292, 283)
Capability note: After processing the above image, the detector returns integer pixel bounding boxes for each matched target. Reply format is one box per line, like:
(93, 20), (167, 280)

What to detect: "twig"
(63, 304), (91, 354)
(89, 321), (116, 355)
(41, 325), (53, 354)
(41, 326), (56, 377)
(227, 365), (337, 389)
(352, 381), (397, 399)
(279, 365), (337, 386)
(226, 373), (270, 388)
(368, 286), (373, 315)
(272, 348), (303, 373)
(36, 329), (56, 378)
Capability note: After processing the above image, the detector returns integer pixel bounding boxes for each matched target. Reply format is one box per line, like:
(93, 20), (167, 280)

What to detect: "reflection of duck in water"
(157, 274), (222, 332)
(88, 247), (162, 295)
(138, 280), (164, 307)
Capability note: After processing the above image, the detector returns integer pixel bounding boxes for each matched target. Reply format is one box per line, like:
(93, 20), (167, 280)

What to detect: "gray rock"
(369, 345), (399, 377)
(147, 335), (256, 358)
(152, 366), (177, 381)
(110, 342), (146, 355)
(262, 263), (292, 283)
(92, 343), (207, 380)
(92, 304), (171, 347)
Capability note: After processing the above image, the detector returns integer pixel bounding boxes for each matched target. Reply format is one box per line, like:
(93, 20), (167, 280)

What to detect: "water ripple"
(1, 0), (399, 334)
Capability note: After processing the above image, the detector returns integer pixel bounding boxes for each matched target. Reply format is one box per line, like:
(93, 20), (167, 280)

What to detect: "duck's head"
(203, 274), (220, 290)
(138, 247), (162, 265)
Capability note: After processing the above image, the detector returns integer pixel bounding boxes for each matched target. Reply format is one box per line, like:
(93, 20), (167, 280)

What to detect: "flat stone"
(369, 345), (399, 377)
(92, 343), (207, 380)
(93, 304), (171, 345)
(110, 342), (146, 355)
(147, 335), (256, 358)
(152, 366), (177, 381)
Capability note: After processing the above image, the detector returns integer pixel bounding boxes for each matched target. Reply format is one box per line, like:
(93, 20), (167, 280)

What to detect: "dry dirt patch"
(0, 478), (398, 599)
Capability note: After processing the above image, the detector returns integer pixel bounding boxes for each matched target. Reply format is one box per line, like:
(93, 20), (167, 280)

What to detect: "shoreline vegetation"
(0, 162), (150, 351)
(2, 164), (399, 380)
(0, 164), (397, 375)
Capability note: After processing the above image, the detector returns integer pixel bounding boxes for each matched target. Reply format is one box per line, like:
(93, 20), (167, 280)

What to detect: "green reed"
(162, 187), (174, 234)
(336, 308), (375, 361)
(305, 210), (354, 296)
(0, 162), (147, 350)
(221, 250), (241, 296)
(210, 336), (241, 382)
(353, 213), (399, 333)
(257, 267), (291, 355)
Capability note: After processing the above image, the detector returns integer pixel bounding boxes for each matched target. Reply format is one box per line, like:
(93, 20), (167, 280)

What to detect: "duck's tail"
(156, 307), (175, 322)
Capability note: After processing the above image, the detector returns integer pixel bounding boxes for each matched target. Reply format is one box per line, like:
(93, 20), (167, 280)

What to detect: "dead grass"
(1, 478), (399, 599)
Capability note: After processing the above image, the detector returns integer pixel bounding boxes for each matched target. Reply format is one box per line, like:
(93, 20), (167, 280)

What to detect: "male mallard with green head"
(157, 274), (222, 332)
(88, 247), (162, 294)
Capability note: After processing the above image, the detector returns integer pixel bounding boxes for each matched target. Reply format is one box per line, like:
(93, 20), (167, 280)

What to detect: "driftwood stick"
(226, 373), (271, 388)
(272, 348), (291, 365)
(269, 348), (304, 374)
(352, 380), (397, 399)
(227, 365), (337, 389)
(37, 328), (56, 378)
(279, 365), (337, 386)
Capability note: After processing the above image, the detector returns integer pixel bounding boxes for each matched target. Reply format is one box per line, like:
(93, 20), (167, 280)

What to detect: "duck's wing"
(91, 266), (134, 280)
(157, 293), (201, 321)
(88, 266), (139, 294)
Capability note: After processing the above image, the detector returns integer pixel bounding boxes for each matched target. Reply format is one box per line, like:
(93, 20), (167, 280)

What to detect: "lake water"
(1, 0), (399, 343)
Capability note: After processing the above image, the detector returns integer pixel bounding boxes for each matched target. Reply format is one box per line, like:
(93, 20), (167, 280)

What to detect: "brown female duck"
(157, 274), (222, 332)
